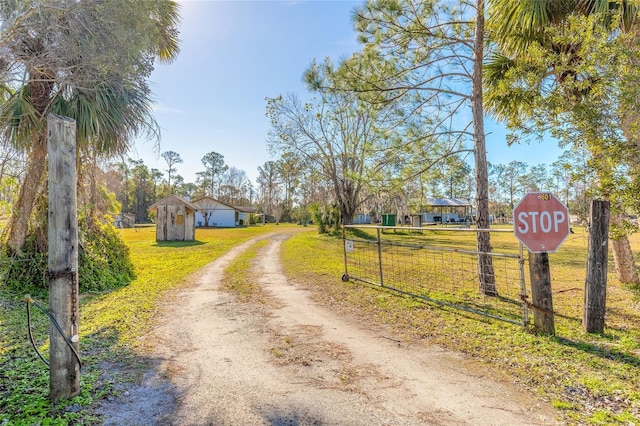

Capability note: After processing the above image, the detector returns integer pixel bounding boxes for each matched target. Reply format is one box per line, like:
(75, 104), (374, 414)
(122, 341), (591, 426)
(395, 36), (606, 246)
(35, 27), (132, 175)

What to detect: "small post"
(377, 227), (384, 286)
(342, 225), (349, 280)
(517, 243), (529, 326)
(47, 114), (80, 401)
(584, 199), (609, 333)
(529, 252), (555, 334)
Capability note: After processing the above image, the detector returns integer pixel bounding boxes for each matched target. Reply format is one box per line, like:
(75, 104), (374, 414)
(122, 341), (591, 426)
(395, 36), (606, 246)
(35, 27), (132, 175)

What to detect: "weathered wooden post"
(584, 200), (609, 333)
(529, 252), (555, 334)
(47, 114), (80, 401)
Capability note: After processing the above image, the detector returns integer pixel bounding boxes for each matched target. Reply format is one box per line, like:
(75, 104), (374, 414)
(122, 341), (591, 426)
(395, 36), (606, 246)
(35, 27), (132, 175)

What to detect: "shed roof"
(425, 197), (472, 207)
(148, 194), (199, 212)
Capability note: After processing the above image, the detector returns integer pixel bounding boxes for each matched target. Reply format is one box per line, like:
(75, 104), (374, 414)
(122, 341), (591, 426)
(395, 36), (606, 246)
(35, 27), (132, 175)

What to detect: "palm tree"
(485, 0), (640, 285)
(0, 1), (180, 253)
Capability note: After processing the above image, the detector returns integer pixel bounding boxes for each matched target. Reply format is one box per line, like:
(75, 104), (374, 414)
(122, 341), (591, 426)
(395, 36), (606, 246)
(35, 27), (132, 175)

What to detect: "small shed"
(114, 213), (136, 228)
(149, 194), (198, 241)
(381, 214), (396, 226)
(421, 197), (472, 223)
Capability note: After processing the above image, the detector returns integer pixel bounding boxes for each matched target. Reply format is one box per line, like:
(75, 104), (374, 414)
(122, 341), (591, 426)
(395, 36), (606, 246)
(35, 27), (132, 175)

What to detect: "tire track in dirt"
(100, 231), (558, 425)
(252, 233), (558, 426)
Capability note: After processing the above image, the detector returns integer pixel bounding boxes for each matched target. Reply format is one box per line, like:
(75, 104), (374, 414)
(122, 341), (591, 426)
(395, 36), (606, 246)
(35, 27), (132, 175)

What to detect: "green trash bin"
(381, 214), (396, 226)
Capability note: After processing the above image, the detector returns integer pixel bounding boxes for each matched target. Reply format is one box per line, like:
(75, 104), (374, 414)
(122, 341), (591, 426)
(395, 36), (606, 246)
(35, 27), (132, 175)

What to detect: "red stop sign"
(513, 192), (570, 253)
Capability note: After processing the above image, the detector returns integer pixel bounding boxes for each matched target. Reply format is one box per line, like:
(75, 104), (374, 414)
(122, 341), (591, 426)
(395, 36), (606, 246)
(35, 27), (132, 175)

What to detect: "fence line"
(342, 225), (530, 326)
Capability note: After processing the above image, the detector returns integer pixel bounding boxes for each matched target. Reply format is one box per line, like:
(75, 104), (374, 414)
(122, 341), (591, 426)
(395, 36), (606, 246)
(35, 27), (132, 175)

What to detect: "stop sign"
(513, 192), (570, 253)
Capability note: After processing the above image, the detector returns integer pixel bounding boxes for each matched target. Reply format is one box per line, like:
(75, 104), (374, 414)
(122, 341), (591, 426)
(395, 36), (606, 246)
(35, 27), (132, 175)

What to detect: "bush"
(1, 215), (135, 296)
(309, 202), (340, 234)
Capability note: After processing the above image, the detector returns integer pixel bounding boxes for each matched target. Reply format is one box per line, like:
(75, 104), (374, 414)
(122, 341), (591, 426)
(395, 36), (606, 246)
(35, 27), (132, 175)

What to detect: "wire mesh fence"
(343, 225), (529, 326)
(342, 225), (640, 335)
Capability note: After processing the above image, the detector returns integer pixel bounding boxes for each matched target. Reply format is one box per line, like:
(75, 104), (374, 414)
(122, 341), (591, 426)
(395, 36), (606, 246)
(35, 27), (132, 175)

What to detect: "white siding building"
(192, 197), (237, 227)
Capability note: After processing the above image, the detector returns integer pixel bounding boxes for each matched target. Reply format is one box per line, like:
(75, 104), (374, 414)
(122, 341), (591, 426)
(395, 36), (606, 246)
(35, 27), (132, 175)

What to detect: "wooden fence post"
(584, 199), (609, 333)
(47, 114), (80, 401)
(529, 252), (555, 334)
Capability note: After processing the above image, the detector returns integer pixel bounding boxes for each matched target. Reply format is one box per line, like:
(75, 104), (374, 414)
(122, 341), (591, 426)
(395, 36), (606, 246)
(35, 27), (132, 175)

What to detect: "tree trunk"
(6, 67), (54, 254)
(6, 133), (47, 254)
(584, 199), (609, 333)
(609, 214), (639, 285)
(616, 114), (640, 285)
(529, 252), (555, 334)
(472, 0), (496, 296)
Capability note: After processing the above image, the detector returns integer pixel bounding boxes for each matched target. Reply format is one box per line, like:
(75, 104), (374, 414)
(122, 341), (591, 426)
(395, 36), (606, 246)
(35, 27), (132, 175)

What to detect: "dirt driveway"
(98, 232), (558, 425)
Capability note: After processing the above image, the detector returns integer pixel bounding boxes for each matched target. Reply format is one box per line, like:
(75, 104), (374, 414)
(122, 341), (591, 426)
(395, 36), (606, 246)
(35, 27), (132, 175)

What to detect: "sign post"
(513, 192), (570, 334)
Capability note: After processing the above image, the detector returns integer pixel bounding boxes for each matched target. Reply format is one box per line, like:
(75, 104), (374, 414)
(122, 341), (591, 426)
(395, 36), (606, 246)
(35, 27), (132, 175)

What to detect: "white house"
(192, 197), (237, 227)
(234, 206), (257, 226)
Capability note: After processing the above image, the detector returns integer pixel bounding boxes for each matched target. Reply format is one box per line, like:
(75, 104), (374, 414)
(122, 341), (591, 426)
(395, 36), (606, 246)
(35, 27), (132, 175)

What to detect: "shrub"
(309, 202), (340, 234)
(1, 214), (135, 296)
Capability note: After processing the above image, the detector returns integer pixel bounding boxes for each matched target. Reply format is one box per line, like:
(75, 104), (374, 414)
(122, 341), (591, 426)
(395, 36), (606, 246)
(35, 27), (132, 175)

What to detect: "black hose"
(25, 295), (82, 370)
(26, 301), (49, 366)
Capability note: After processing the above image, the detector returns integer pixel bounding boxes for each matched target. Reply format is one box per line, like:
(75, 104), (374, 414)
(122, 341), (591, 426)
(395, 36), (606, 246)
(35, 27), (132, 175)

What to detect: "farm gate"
(342, 225), (530, 326)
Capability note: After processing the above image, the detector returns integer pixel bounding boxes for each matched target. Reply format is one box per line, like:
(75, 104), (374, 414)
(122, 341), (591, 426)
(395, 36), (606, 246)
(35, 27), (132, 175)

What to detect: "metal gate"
(342, 225), (529, 326)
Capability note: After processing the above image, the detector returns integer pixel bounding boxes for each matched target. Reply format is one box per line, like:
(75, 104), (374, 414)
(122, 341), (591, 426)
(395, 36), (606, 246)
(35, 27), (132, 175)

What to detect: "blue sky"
(132, 0), (563, 185)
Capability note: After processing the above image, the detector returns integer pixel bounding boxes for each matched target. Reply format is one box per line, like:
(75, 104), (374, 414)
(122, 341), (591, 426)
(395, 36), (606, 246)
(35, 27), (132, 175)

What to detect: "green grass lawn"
(1, 222), (639, 425)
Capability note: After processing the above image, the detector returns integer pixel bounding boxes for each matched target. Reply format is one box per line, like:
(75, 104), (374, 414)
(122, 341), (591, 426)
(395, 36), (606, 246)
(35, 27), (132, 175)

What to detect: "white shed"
(192, 197), (237, 227)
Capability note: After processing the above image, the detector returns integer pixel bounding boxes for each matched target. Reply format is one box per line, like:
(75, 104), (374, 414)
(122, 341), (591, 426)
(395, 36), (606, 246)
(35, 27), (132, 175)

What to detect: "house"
(353, 213), (371, 224)
(192, 196), (237, 227)
(234, 206), (257, 226)
(148, 194), (198, 241)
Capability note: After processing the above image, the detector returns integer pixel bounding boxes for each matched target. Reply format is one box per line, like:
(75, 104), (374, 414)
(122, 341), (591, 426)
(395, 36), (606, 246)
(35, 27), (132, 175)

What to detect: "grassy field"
(0, 222), (639, 424)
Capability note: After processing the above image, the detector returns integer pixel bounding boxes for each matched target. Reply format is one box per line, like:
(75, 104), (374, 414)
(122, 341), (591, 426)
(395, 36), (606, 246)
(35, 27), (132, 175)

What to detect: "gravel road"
(97, 232), (558, 425)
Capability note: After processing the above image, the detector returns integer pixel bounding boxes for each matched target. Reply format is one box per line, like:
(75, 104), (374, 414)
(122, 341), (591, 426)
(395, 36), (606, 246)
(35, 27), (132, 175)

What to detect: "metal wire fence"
(342, 225), (529, 326)
(342, 225), (640, 335)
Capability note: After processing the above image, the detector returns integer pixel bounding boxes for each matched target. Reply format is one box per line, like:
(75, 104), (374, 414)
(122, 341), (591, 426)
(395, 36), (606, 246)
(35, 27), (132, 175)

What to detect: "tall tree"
(347, 0), (496, 294)
(500, 161), (528, 210)
(486, 0), (640, 284)
(276, 152), (302, 222)
(219, 166), (249, 205)
(130, 159), (153, 222)
(266, 66), (388, 226)
(200, 151), (227, 197)
(436, 155), (473, 199)
(551, 148), (593, 220)
(150, 168), (164, 203)
(0, 0), (180, 253)
(257, 161), (281, 221)
(161, 150), (183, 192)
